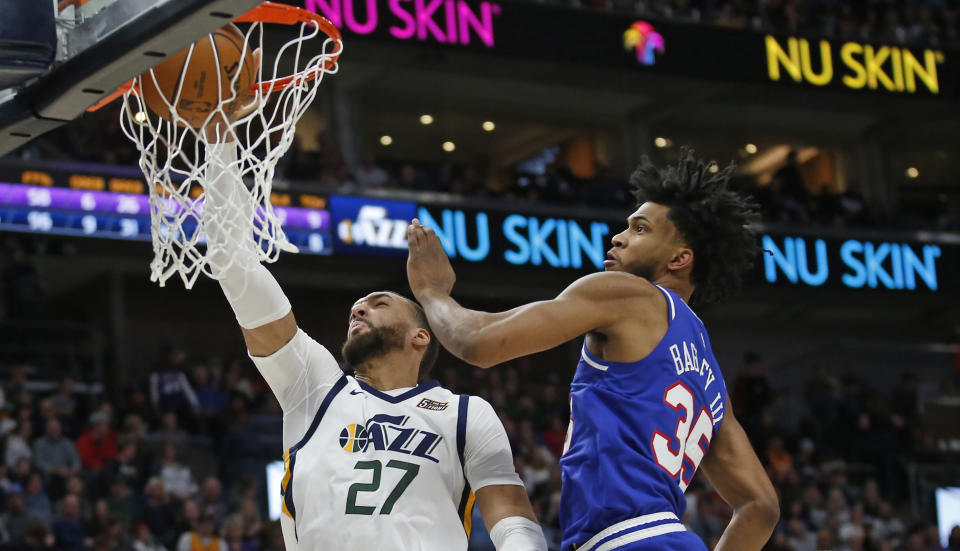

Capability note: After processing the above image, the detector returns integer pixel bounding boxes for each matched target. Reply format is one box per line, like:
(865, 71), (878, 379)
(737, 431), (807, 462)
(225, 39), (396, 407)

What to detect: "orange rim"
(87, 1), (342, 112)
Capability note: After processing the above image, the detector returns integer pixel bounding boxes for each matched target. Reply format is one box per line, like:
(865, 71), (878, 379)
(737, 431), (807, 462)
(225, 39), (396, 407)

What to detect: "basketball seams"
(140, 23), (255, 128)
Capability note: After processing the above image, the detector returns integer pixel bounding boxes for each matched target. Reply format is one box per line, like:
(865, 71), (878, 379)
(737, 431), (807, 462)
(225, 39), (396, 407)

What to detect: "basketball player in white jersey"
(199, 129), (548, 550)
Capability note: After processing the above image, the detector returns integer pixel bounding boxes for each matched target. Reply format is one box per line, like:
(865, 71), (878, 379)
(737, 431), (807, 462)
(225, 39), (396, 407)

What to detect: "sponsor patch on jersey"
(416, 398), (449, 411)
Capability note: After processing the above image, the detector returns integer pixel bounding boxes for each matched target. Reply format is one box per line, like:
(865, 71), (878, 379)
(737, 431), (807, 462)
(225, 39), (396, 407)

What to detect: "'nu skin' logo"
(623, 21), (664, 66)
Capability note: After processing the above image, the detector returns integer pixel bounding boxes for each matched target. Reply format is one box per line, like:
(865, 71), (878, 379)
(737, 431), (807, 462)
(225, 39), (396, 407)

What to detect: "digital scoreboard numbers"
(0, 182), (333, 256)
(0, 206), (150, 240)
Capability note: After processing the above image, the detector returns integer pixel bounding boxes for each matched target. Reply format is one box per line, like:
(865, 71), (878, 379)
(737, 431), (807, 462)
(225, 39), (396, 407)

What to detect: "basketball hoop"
(111, 2), (343, 288)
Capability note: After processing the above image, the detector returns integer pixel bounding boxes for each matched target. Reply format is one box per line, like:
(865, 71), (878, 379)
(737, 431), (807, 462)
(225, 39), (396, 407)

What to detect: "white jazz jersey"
(250, 329), (522, 551)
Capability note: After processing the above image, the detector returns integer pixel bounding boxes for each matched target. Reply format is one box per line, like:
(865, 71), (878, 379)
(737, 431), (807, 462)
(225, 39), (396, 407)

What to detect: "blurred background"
(0, 0), (959, 549)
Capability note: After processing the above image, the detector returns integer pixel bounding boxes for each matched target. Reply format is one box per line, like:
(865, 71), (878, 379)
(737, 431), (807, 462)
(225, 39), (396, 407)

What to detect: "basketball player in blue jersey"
(406, 147), (780, 551)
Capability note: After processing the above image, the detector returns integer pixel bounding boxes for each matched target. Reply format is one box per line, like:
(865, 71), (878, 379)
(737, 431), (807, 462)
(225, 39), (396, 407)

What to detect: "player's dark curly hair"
(630, 146), (760, 305)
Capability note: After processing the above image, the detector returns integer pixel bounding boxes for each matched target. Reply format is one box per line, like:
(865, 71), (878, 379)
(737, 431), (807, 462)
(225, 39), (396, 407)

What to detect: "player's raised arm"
(406, 220), (655, 368)
(699, 401), (780, 550)
(203, 128), (341, 412)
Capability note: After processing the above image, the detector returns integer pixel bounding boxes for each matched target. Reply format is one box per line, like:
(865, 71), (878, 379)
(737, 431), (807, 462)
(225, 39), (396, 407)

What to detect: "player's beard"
(341, 323), (406, 369)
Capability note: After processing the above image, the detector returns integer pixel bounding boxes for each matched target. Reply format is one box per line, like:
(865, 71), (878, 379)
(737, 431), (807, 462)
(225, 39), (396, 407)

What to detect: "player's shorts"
(611, 530), (708, 551)
(568, 525), (707, 551)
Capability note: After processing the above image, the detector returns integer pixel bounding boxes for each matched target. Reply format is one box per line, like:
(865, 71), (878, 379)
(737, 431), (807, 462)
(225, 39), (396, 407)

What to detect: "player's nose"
(611, 232), (626, 248)
(350, 302), (368, 319)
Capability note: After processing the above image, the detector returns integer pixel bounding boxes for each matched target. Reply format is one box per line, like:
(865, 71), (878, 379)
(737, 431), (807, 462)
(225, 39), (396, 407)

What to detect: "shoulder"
(564, 271), (662, 301)
(462, 396), (502, 429)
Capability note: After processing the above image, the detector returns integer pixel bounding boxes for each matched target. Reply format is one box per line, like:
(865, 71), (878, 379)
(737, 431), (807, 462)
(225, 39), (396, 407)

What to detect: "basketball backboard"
(0, 0), (262, 157)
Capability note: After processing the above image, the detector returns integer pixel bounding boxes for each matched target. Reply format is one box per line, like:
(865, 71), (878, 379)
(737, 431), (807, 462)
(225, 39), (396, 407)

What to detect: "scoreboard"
(0, 182), (333, 255)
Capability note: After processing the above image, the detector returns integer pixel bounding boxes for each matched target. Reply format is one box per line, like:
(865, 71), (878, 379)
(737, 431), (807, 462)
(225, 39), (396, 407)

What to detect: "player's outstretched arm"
(407, 220), (654, 368)
(699, 402), (780, 551)
(204, 141), (296, 357)
(203, 132), (342, 418)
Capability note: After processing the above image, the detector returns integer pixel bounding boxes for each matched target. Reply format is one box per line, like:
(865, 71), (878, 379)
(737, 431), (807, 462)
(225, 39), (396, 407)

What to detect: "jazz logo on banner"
(337, 205), (408, 249)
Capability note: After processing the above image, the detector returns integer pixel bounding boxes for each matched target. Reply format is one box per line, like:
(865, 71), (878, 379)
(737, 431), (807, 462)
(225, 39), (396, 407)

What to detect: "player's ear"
(411, 327), (431, 348)
(668, 247), (693, 274)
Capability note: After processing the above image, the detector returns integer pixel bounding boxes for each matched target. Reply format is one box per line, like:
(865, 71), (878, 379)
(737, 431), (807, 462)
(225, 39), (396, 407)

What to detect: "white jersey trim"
(654, 284), (676, 320)
(577, 512), (682, 551)
(579, 346), (609, 372)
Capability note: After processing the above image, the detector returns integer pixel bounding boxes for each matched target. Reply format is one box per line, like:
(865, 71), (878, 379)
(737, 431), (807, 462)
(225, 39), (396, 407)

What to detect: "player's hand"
(407, 219), (456, 300)
(203, 48), (262, 143)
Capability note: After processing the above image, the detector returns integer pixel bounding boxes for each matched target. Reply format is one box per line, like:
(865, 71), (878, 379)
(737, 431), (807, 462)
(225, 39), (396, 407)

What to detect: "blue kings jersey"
(559, 285), (728, 550)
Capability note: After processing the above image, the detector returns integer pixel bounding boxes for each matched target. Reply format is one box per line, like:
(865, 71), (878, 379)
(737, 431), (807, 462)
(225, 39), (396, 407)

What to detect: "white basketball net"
(119, 16), (341, 288)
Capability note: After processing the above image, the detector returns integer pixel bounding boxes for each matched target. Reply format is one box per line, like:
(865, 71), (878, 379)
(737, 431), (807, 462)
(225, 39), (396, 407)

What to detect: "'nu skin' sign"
(762, 234), (944, 291)
(302, 0), (501, 47)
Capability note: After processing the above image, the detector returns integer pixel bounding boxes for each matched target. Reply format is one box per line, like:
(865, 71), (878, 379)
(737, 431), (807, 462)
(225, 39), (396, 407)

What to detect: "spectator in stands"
(106, 478), (140, 532)
(6, 421), (33, 470)
(23, 521), (55, 551)
(352, 153), (390, 190)
(766, 436), (794, 483)
(32, 420), (80, 493)
(148, 413), (189, 449)
(234, 498), (262, 549)
(102, 437), (144, 492)
(49, 379), (77, 425)
(3, 485), (39, 546)
(74, 412), (118, 472)
(731, 352), (772, 436)
(191, 366), (227, 438)
(34, 399), (58, 439)
(23, 474), (53, 528)
(142, 478), (180, 549)
(785, 518), (816, 551)
(221, 518), (250, 551)
(156, 443), (195, 501)
(150, 346), (200, 419)
(772, 149), (810, 222)
(175, 515), (225, 551)
(192, 366), (227, 415)
(51, 495), (87, 551)
(131, 521), (166, 551)
(198, 478), (227, 529)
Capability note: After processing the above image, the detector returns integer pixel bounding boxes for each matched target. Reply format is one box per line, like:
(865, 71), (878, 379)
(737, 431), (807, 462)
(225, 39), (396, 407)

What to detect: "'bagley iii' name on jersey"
(338, 414), (443, 463)
(668, 337), (725, 426)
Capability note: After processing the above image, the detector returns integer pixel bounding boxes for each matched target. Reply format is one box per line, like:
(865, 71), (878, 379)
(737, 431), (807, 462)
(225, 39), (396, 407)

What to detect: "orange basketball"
(140, 23), (257, 128)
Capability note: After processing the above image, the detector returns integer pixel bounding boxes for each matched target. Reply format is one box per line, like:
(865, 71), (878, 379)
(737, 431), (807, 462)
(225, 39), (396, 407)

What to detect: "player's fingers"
(407, 224), (420, 250)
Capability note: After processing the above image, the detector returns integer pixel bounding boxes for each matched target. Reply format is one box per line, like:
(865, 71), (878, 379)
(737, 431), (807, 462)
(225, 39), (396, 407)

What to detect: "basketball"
(139, 23), (257, 128)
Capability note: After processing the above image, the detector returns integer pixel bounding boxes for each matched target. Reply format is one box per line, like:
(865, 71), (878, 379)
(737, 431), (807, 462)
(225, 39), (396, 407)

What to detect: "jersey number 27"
(652, 382), (713, 491)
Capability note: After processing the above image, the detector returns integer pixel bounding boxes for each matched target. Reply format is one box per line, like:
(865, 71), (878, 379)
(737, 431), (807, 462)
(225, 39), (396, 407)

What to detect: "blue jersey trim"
(284, 375), (347, 541)
(355, 379), (441, 403)
(455, 395), (471, 532)
(456, 394), (469, 465)
(291, 375), (348, 453)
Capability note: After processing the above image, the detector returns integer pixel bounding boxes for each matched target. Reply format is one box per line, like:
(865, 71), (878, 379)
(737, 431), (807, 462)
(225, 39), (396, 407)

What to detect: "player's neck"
(651, 275), (694, 303)
(353, 356), (420, 391)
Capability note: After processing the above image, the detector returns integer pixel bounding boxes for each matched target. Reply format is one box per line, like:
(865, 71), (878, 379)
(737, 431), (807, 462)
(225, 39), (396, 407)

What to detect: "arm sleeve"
(463, 398), (524, 491)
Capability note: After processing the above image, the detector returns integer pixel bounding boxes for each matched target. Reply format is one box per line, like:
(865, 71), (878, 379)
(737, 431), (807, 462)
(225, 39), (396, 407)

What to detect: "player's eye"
(376, 302), (388, 307)
(636, 226), (646, 233)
